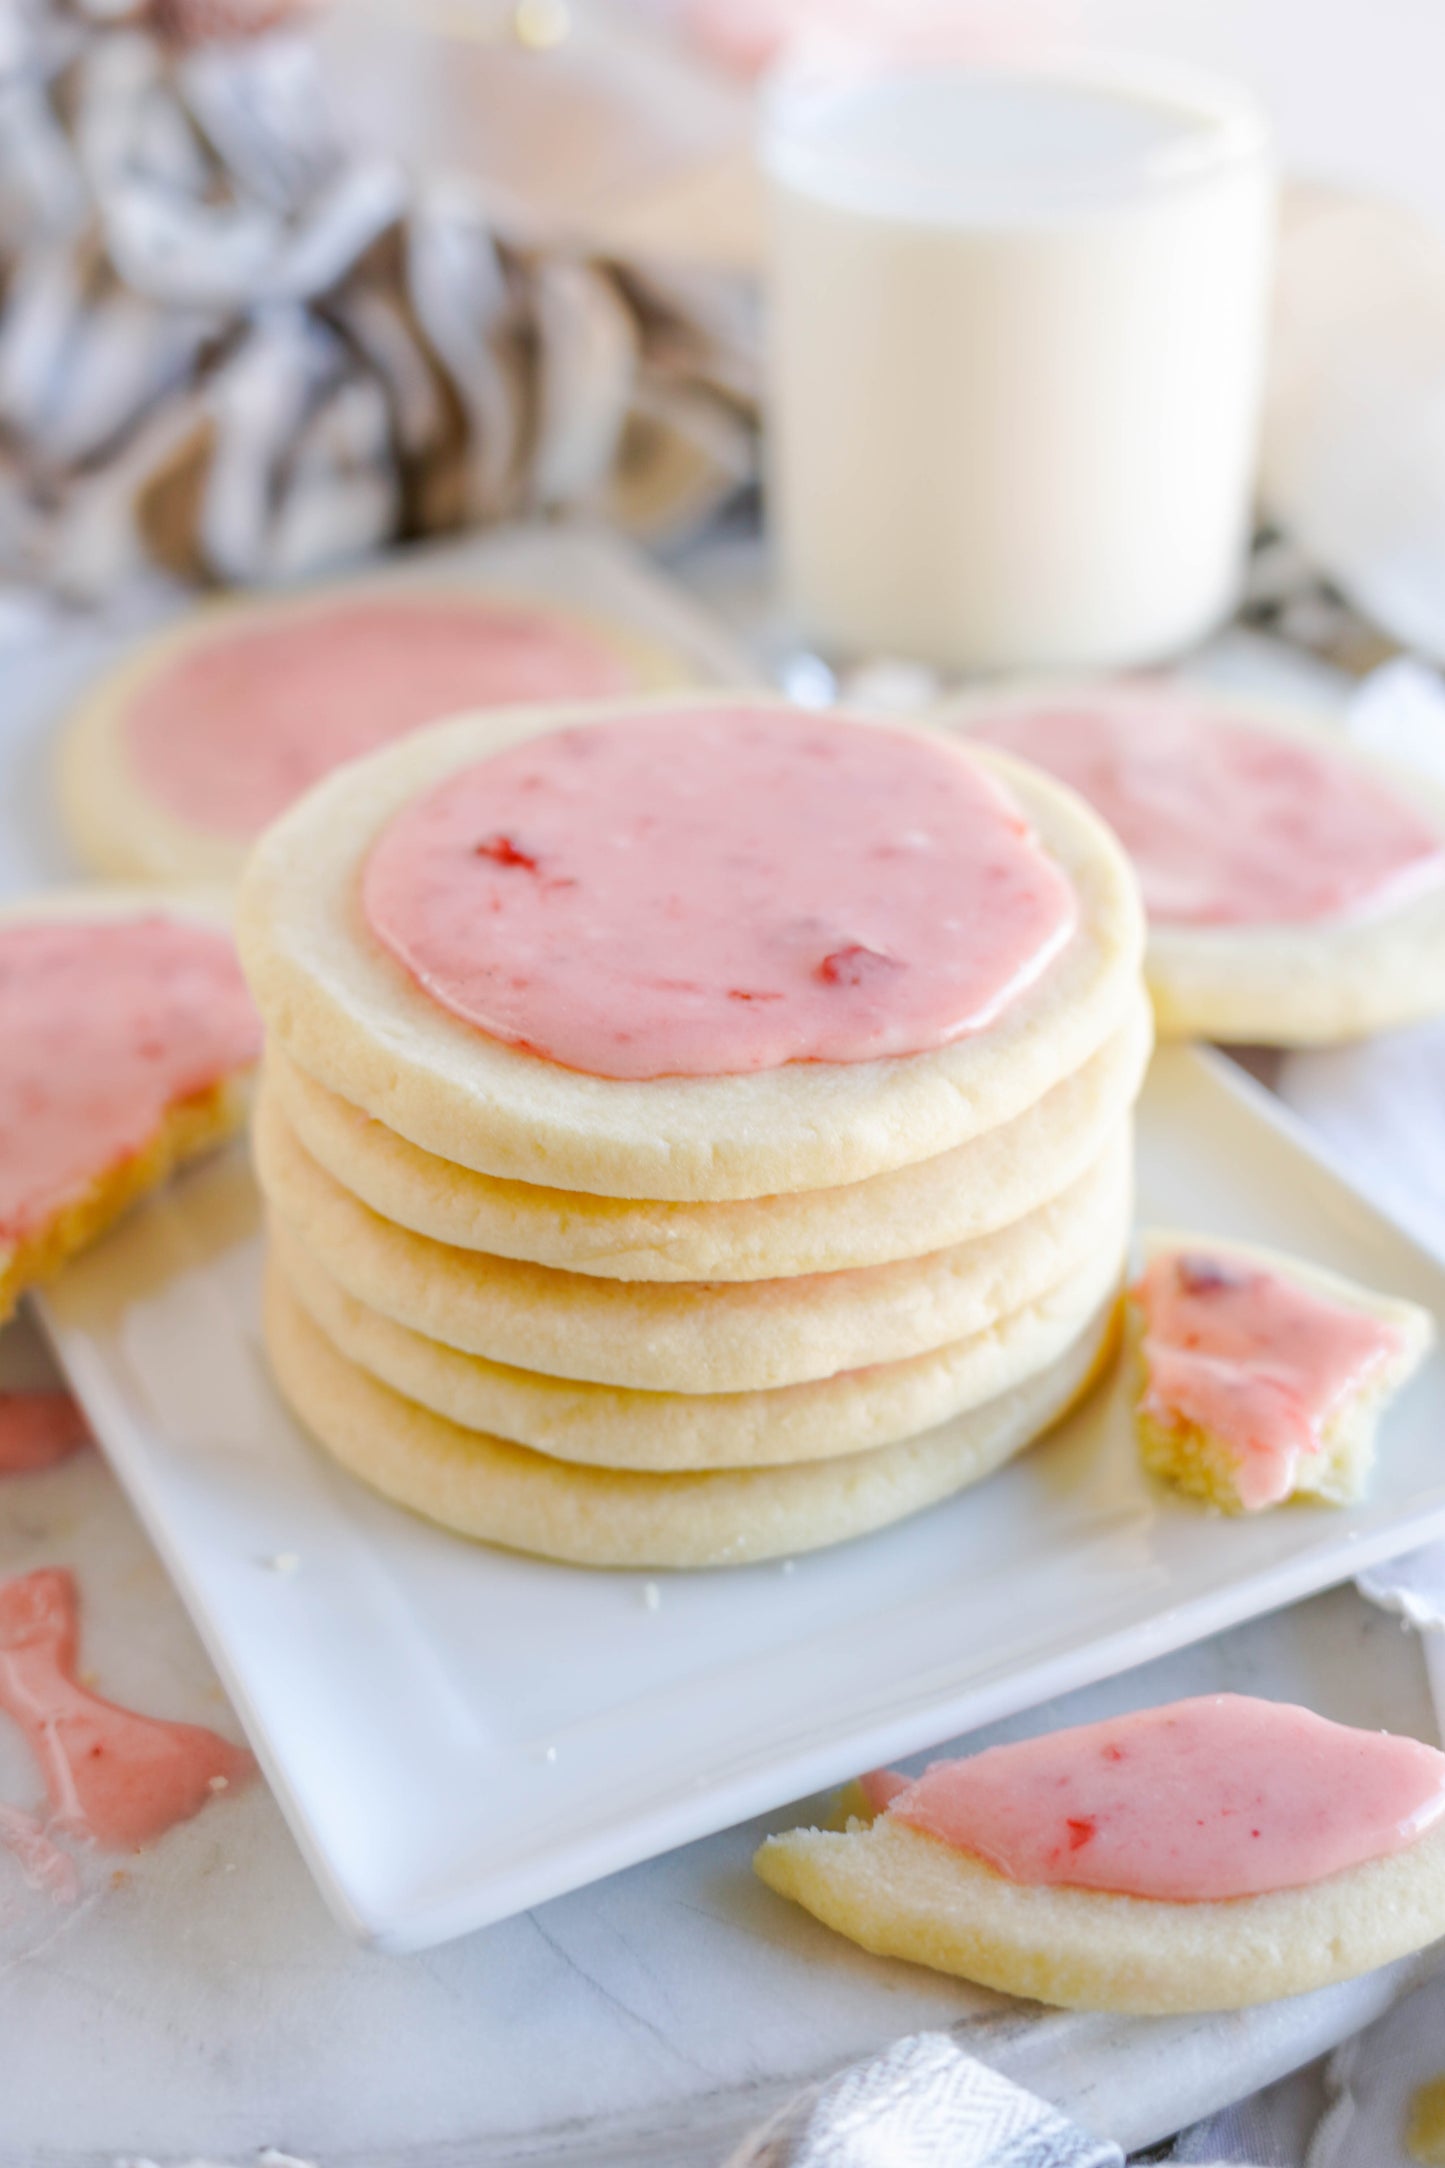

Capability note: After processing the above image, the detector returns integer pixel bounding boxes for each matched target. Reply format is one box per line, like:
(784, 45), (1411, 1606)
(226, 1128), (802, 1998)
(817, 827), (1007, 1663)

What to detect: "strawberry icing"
(875, 1694), (1445, 1901)
(0, 1570), (255, 1852)
(361, 707), (1077, 1079)
(124, 598), (638, 840)
(1133, 1249), (1405, 1510)
(0, 1393), (91, 1477)
(0, 915), (259, 1247)
(966, 693), (1444, 927)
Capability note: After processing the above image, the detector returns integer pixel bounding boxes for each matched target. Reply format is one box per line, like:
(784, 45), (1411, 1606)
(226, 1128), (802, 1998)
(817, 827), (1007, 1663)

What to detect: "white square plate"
(37, 1046), (1445, 1952)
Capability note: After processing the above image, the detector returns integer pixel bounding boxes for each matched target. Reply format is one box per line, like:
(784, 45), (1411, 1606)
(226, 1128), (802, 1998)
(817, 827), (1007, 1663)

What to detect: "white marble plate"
(35, 1045), (1445, 1953)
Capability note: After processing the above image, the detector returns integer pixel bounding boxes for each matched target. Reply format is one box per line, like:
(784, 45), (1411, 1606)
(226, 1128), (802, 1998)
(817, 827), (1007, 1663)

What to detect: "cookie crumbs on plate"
(640, 1581), (661, 1612)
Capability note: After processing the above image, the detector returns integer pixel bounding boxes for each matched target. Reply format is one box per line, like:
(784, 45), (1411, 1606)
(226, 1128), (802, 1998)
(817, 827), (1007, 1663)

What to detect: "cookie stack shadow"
(238, 703), (1150, 1571)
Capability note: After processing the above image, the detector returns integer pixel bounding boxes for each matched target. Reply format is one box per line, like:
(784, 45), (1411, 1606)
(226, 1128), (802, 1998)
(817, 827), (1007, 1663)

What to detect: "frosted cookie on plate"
(0, 892), (260, 1320)
(1128, 1232), (1433, 1513)
(237, 694), (1145, 1201)
(946, 680), (1445, 1044)
(59, 583), (698, 887)
(240, 693), (1146, 1562)
(755, 1694), (1445, 2012)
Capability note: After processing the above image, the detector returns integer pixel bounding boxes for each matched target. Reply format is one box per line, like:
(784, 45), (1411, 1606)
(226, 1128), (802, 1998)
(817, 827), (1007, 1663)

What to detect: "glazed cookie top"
(124, 596), (639, 842)
(238, 694), (1144, 1200)
(361, 706), (1077, 1079)
(962, 685), (1445, 927)
(0, 906), (259, 1243)
(863, 1694), (1445, 1901)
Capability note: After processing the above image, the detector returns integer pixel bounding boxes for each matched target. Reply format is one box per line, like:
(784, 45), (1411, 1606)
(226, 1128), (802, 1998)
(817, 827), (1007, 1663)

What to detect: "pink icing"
(877, 1694), (1445, 1901)
(0, 916), (260, 1246)
(966, 692), (1445, 927)
(361, 707), (1077, 1079)
(1134, 1249), (1405, 1510)
(858, 1767), (912, 1815)
(125, 598), (637, 840)
(0, 1569), (255, 1852)
(0, 1393), (90, 1477)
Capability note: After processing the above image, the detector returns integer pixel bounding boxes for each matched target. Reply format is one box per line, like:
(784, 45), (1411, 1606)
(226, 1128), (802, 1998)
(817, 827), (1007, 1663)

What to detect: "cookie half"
(0, 890), (259, 1321)
(755, 1794), (1445, 2014)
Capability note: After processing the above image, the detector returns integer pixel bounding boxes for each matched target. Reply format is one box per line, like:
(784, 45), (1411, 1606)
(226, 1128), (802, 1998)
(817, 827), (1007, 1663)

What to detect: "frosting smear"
(968, 691), (1444, 927)
(0, 1392), (91, 1476)
(362, 707), (1077, 1079)
(0, 915), (260, 1246)
(874, 1694), (1445, 1901)
(0, 1569), (255, 1851)
(1133, 1248), (1404, 1510)
(126, 598), (637, 839)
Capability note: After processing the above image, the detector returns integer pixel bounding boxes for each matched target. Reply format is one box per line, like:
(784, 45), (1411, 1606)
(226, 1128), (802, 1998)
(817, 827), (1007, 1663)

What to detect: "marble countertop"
(1, 567), (1436, 2166)
(1, 1334), (1435, 2165)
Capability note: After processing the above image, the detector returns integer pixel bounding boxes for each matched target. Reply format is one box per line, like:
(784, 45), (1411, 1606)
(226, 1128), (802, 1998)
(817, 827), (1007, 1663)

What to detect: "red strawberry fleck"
(1065, 1817), (1097, 1850)
(817, 943), (901, 989)
(475, 835), (539, 871)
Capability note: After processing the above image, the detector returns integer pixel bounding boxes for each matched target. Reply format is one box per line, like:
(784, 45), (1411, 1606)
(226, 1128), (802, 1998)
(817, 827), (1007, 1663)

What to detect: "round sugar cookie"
(262, 1262), (1117, 1567)
(753, 1799), (1445, 2015)
(59, 581), (698, 887)
(255, 1095), (1132, 1392)
(946, 680), (1445, 1045)
(262, 995), (1151, 1281)
(236, 695), (1145, 1201)
(0, 888), (259, 1322)
(272, 1217), (1125, 1469)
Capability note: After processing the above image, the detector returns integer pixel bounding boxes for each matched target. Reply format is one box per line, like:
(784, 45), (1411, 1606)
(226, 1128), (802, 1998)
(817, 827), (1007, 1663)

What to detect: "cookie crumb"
(1407, 2073), (1445, 2162)
(641, 1581), (661, 1612)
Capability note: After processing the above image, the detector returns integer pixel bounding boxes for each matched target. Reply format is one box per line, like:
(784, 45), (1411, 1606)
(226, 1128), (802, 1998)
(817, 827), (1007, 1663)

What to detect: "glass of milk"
(763, 57), (1276, 675)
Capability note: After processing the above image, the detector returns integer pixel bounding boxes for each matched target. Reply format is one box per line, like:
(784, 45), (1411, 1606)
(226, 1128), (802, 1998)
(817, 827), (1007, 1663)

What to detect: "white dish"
(37, 1045), (1445, 1953)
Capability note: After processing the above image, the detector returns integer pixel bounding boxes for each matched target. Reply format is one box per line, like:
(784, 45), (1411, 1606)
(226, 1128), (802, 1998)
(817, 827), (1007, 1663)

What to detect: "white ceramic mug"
(764, 55), (1277, 675)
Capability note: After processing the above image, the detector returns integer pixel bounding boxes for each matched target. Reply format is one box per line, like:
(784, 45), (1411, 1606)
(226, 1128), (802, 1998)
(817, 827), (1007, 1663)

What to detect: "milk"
(764, 62), (1276, 674)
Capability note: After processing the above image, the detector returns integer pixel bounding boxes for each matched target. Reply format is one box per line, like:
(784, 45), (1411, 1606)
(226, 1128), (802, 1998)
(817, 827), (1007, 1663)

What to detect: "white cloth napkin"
(0, 1), (759, 599)
(1262, 188), (1445, 665)
(723, 2033), (1125, 2167)
(723, 2032), (1254, 2166)
(1272, 656), (1445, 1735)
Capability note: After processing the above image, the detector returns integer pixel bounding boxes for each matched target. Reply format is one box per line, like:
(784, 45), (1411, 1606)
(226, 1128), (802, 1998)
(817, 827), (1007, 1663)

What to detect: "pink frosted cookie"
(757, 1693), (1445, 2011)
(59, 584), (696, 886)
(238, 695), (1143, 1201)
(948, 680), (1445, 1043)
(0, 893), (260, 1320)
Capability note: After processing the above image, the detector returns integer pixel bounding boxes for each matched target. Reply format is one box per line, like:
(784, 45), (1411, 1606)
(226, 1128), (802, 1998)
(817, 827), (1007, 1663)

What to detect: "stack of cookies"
(237, 695), (1148, 1570)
